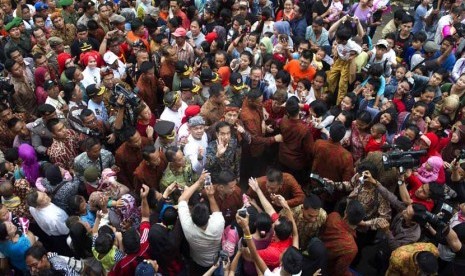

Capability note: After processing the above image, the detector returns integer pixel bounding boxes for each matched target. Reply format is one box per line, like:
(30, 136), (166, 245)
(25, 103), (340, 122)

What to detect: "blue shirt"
(433, 51), (456, 72)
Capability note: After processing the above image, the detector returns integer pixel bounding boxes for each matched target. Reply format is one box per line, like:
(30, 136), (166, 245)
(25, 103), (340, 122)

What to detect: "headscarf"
(34, 66), (49, 88)
(116, 194), (141, 227)
(213, 26), (227, 42)
(80, 51), (103, 67)
(273, 21), (291, 35)
(419, 132), (440, 164)
(18, 144), (40, 185)
(442, 125), (465, 162)
(416, 156), (444, 183)
(260, 37), (273, 55)
(57, 53), (72, 75)
(181, 105), (201, 124)
(217, 66), (231, 87)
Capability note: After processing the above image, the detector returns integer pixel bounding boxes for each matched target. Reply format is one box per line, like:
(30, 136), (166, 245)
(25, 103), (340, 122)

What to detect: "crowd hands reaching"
(1, 0), (465, 275)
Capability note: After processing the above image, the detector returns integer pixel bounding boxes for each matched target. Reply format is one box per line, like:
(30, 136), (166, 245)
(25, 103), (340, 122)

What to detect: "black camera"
(215, 250), (229, 264)
(309, 173), (334, 196)
(111, 83), (141, 108)
(458, 149), (465, 160)
(414, 203), (453, 231)
(238, 208), (247, 218)
(382, 148), (427, 173)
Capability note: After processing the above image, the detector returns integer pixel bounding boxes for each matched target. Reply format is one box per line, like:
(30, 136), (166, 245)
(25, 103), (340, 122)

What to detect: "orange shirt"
(126, 31), (150, 52)
(284, 59), (316, 88)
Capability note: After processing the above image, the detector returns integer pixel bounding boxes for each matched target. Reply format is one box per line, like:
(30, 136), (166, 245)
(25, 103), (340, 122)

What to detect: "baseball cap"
(110, 14), (126, 24)
(180, 79), (201, 94)
(200, 68), (219, 83)
(103, 51), (118, 65)
(34, 2), (49, 11)
(86, 84), (105, 98)
(44, 80), (58, 91)
(375, 39), (389, 49)
(172, 27), (187, 37)
(423, 41), (440, 53)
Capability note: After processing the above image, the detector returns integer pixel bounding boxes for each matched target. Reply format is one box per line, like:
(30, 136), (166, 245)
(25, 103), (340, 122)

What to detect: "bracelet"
(243, 234), (252, 240)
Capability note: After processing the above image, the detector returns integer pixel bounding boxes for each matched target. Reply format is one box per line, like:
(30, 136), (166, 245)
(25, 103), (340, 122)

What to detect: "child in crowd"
(365, 123), (387, 153)
(414, 156), (444, 184)
(92, 211), (124, 273)
(311, 48), (326, 71)
(325, 0), (343, 23)
(385, 65), (407, 99)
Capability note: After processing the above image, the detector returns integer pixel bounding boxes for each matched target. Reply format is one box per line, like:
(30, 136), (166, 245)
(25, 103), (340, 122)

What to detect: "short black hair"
(7, 117), (21, 130)
(122, 227), (141, 254)
(191, 202), (210, 227)
(416, 251), (438, 275)
(310, 100), (328, 117)
(330, 121), (346, 143)
(209, 83), (224, 98)
(303, 193), (322, 210)
(281, 247), (303, 275)
(216, 170), (236, 186)
(142, 145), (157, 161)
(266, 167), (283, 183)
(336, 27), (351, 41)
(25, 245), (47, 260)
(84, 137), (101, 151)
(301, 49), (313, 61)
(275, 70), (291, 86)
(165, 146), (181, 162)
(274, 217), (292, 240)
(345, 200), (366, 225)
(357, 160), (380, 179)
(46, 118), (61, 133)
(4, 59), (16, 72)
(215, 121), (231, 133)
(285, 96), (300, 117)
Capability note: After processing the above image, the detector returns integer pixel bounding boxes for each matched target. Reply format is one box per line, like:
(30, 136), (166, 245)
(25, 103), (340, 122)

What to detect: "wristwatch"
(397, 180), (404, 186)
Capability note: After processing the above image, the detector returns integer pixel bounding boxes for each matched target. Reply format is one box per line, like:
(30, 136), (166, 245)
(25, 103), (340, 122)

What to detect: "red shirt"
(136, 113), (157, 138)
(365, 135), (386, 153)
(407, 174), (435, 211)
(320, 212), (357, 276)
(109, 221), (151, 276)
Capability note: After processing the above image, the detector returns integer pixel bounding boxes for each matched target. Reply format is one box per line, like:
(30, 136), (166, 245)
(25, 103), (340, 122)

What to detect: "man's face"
(102, 74), (114, 89)
(77, 31), (88, 41)
(52, 122), (68, 140)
(303, 207), (319, 223)
(33, 29), (47, 44)
(8, 27), (21, 39)
(147, 151), (162, 167)
(420, 91), (434, 104)
(172, 150), (185, 168)
(12, 120), (30, 137)
(136, 52), (149, 65)
(190, 125), (205, 140)
(219, 180), (237, 196)
(87, 143), (102, 160)
(223, 111), (239, 125)
(266, 180), (280, 194)
(0, 206), (9, 222)
(400, 22), (413, 34)
(415, 183), (430, 199)
(312, 22), (322, 34)
(214, 90), (226, 104)
(0, 108), (13, 122)
(215, 54), (226, 69)
(250, 69), (262, 85)
(26, 254), (48, 275)
(22, 8), (31, 20)
(375, 46), (387, 59)
(53, 17), (65, 29)
(82, 114), (99, 129)
(37, 191), (51, 207)
(0, 0), (12, 13)
(35, 56), (48, 68)
(128, 132), (142, 148)
(9, 50), (23, 65)
(170, 1), (179, 13)
(396, 81), (410, 95)
(99, 5), (112, 20)
(217, 125), (231, 143)
(34, 17), (45, 28)
(299, 56), (311, 71)
(9, 63), (23, 78)
(47, 86), (60, 99)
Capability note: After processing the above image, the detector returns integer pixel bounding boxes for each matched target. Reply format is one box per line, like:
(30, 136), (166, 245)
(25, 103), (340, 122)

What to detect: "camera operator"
(365, 173), (426, 272)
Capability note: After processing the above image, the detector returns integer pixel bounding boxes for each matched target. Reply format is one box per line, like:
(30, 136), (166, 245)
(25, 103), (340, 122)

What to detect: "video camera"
(382, 145), (426, 173)
(110, 84), (141, 108)
(309, 173), (335, 196)
(414, 202), (454, 232)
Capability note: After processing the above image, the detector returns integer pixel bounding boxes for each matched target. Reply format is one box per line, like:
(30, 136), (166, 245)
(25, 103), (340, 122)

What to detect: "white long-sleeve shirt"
(183, 133), (208, 175)
(30, 204), (69, 236)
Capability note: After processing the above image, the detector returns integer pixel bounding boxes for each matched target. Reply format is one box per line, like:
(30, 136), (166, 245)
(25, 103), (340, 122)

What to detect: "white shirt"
(178, 201), (225, 267)
(160, 101), (188, 132)
(30, 204), (69, 236)
(45, 96), (67, 117)
(81, 67), (101, 89)
(337, 39), (362, 61)
(434, 14), (452, 44)
(183, 133), (208, 175)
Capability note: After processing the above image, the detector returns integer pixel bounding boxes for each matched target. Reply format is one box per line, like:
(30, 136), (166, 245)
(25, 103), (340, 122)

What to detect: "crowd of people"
(0, 0), (465, 275)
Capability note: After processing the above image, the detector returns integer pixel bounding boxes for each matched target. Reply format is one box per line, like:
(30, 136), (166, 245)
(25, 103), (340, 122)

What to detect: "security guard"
(30, 104), (68, 157)
(153, 120), (177, 152)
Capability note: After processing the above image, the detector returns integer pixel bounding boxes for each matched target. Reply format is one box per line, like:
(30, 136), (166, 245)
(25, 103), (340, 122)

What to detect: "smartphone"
(238, 208), (248, 218)
(204, 175), (212, 186)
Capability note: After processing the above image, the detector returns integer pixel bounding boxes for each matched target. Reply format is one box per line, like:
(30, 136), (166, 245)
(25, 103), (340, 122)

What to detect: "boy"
(327, 22), (362, 105)
(365, 123), (387, 153)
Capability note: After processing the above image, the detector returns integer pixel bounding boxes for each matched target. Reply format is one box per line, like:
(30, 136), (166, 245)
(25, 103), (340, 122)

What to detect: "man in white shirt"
(178, 171), (225, 275)
(160, 91), (187, 131)
(86, 84), (109, 122)
(26, 190), (69, 236)
(44, 80), (68, 118)
(183, 116), (208, 175)
(434, 6), (464, 44)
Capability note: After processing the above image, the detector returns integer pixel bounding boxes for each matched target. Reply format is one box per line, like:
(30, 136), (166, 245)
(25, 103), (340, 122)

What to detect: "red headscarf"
(34, 66), (49, 88)
(57, 53), (72, 75)
(80, 50), (104, 67)
(181, 105), (201, 124)
(217, 66), (231, 87)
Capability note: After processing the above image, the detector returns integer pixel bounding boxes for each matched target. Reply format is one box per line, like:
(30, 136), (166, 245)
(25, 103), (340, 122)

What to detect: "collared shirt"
(200, 99), (225, 127)
(29, 203), (69, 236)
(47, 129), (81, 170)
(387, 243), (439, 276)
(73, 149), (115, 180)
(320, 212), (357, 276)
(4, 35), (32, 57)
(61, 10), (79, 25)
(77, 14), (99, 28)
(173, 41), (195, 66)
(205, 137), (241, 179)
(50, 24), (77, 46)
(183, 134), (208, 175)
(87, 100), (109, 122)
(159, 158), (198, 193)
(305, 27), (330, 47)
(280, 205), (327, 248)
(45, 96), (67, 117)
